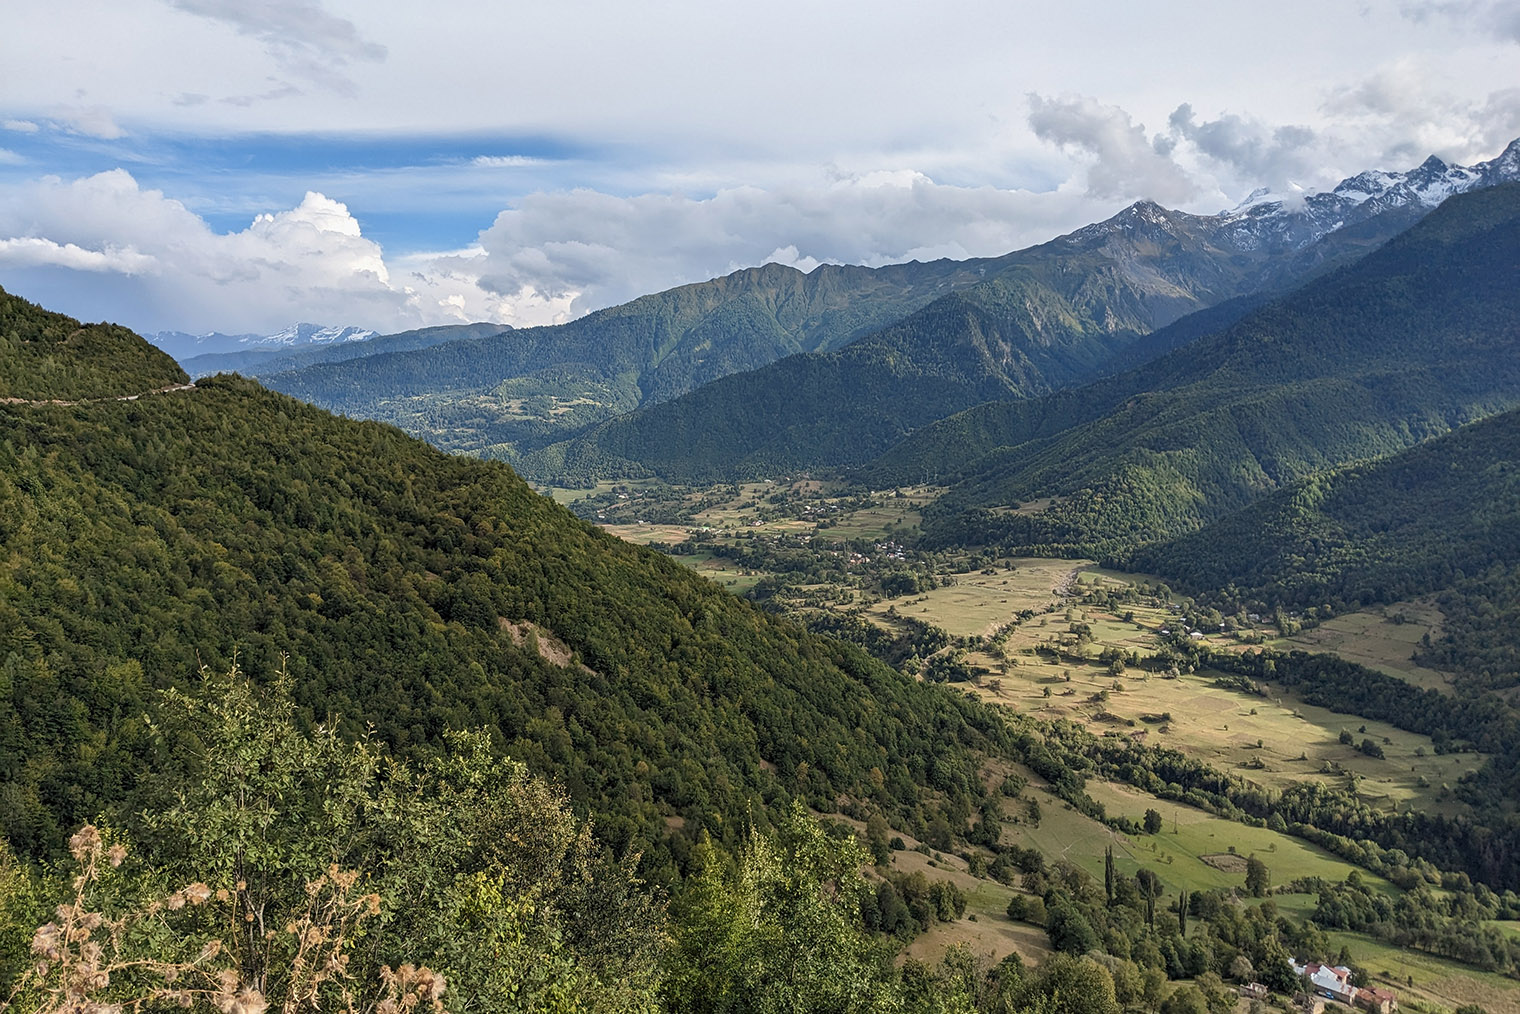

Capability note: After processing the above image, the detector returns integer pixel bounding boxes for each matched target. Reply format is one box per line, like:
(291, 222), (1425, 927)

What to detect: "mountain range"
(896, 181), (1520, 554)
(249, 141), (1516, 475)
(529, 139), (1520, 483)
(149, 321), (381, 361)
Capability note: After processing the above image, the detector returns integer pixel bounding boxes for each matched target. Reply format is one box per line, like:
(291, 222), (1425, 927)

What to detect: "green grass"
(1270, 600), (1455, 694)
(1082, 780), (1397, 895)
(1322, 930), (1520, 1014)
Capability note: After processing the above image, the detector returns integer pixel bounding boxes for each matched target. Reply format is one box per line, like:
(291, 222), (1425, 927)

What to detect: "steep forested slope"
(907, 182), (1520, 555)
(0, 320), (1009, 875)
(1123, 406), (1520, 692)
(1124, 406), (1520, 610)
(0, 286), (188, 400)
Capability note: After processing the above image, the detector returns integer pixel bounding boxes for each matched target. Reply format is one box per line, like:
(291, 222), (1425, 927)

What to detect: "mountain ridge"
(903, 181), (1520, 555)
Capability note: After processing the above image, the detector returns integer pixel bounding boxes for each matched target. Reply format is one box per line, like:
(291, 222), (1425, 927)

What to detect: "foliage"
(664, 806), (900, 1013)
(0, 368), (1011, 873)
(2, 670), (667, 1012)
(0, 286), (187, 401)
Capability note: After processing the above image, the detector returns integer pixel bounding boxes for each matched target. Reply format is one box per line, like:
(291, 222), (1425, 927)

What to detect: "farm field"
(1080, 781), (1397, 895)
(865, 558), (1084, 639)
(1321, 930), (1520, 1014)
(1270, 601), (1455, 693)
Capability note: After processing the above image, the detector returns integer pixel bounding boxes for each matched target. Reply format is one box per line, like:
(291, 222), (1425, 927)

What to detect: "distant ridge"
(544, 141), (1520, 484)
(149, 321), (380, 361)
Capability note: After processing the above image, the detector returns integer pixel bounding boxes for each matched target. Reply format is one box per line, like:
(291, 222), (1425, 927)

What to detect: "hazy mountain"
(260, 257), (1013, 457)
(180, 321), (508, 379)
(148, 321), (379, 361)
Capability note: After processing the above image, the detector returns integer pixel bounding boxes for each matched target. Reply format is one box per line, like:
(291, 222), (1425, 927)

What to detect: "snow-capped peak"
(1212, 139), (1520, 251)
(148, 322), (380, 362)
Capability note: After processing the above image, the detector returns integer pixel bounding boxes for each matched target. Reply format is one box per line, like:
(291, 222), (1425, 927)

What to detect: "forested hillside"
(0, 286), (188, 400)
(262, 258), (1001, 458)
(1124, 406), (1520, 694)
(906, 182), (1520, 555)
(0, 372), (1010, 877)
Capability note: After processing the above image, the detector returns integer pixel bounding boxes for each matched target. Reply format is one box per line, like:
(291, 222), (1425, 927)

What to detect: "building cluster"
(1286, 961), (1398, 1014)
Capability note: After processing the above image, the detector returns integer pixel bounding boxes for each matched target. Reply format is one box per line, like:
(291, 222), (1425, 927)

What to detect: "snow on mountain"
(148, 323), (379, 361)
(1216, 139), (1520, 250)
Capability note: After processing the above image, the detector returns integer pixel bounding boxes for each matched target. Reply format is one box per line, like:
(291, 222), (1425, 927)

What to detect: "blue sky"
(2, 0), (1518, 335)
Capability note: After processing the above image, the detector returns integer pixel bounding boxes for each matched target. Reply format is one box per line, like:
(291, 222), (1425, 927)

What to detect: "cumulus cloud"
(1026, 93), (1199, 204)
(0, 171), (456, 333)
(166, 0), (386, 93)
(1320, 61), (1520, 163)
(1166, 104), (1321, 197)
(0, 237), (156, 273)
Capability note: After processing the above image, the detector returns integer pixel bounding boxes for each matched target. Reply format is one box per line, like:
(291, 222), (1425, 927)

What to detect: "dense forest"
(1124, 404), (1520, 691)
(0, 286), (188, 401)
(0, 289), (1029, 884)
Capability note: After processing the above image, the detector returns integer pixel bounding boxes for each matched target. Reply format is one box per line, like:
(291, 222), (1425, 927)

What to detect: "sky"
(1, 0), (1518, 336)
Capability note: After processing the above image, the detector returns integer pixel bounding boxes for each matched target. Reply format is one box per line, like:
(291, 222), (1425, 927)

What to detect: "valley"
(562, 470), (1520, 1010)
(6, 153), (1520, 1014)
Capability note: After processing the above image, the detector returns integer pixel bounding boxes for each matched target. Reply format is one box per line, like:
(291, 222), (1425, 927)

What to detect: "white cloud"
(50, 106), (125, 140)
(1165, 104), (1321, 195)
(165, 0), (386, 94)
(0, 237), (156, 273)
(470, 170), (1105, 317)
(471, 156), (550, 169)
(3, 120), (38, 134)
(0, 150), (23, 166)
(1401, 1), (1520, 43)
(0, 171), (442, 333)
(1026, 94), (1200, 204)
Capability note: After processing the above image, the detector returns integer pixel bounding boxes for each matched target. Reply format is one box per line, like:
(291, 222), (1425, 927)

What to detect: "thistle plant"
(3, 826), (440, 1014)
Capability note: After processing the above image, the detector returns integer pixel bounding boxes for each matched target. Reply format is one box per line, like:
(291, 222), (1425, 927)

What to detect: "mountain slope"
(908, 181), (1520, 555)
(0, 285), (187, 400)
(0, 300), (1009, 871)
(261, 258), (1004, 457)
(548, 143), (1520, 484)
(1122, 405), (1520, 613)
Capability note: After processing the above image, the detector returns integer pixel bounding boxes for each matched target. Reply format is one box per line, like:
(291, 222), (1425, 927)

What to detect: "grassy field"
(1323, 930), (1520, 1014)
(867, 558), (1084, 639)
(1270, 600), (1454, 693)
(1082, 781), (1398, 894)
